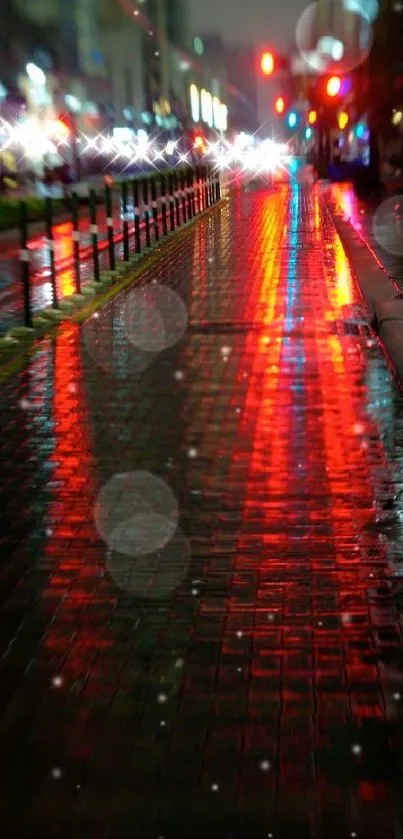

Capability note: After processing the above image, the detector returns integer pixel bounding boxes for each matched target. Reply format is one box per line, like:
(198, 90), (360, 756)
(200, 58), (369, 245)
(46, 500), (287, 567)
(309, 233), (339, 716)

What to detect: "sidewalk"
(1, 181), (403, 838)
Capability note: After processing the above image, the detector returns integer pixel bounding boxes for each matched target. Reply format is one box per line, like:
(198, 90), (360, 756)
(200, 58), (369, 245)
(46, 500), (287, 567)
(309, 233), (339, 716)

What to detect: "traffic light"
(326, 76), (341, 98)
(261, 52), (274, 76)
(338, 112), (349, 130)
(308, 110), (317, 125)
(274, 96), (285, 114)
(287, 111), (298, 129)
(305, 127), (313, 140)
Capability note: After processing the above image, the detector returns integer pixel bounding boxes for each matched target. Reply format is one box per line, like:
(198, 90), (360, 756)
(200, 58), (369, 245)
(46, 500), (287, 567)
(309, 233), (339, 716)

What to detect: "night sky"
(188, 0), (309, 48)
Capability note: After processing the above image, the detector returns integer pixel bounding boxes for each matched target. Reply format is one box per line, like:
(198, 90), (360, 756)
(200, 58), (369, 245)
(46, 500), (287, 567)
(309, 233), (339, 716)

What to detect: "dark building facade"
(199, 34), (259, 134)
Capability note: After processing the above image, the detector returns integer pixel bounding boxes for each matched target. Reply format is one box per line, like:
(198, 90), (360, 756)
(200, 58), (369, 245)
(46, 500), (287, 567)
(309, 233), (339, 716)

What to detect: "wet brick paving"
(1, 182), (403, 838)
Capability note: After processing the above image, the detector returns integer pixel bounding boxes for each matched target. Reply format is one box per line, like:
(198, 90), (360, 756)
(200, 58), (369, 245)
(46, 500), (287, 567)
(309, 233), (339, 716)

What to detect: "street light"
(287, 111), (298, 129)
(26, 63), (46, 86)
(326, 76), (341, 97)
(274, 96), (285, 114)
(261, 52), (275, 76)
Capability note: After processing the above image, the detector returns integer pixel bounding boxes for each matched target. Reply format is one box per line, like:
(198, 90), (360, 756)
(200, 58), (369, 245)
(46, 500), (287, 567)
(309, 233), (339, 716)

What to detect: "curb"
(326, 194), (403, 385)
(0, 196), (227, 383)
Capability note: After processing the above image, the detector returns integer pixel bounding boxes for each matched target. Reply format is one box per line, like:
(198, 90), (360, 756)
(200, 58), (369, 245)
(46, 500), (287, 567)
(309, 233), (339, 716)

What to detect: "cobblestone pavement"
(1, 182), (403, 839)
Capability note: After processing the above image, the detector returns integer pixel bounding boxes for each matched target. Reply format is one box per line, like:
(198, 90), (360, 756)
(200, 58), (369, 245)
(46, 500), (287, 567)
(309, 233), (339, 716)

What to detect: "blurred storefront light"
(190, 84), (200, 122)
(201, 89), (213, 127)
(26, 63), (46, 86)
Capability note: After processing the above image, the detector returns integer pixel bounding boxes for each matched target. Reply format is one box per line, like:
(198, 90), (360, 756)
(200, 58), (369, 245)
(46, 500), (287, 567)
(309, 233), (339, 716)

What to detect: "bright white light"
(113, 126), (133, 144)
(102, 137), (115, 154)
(65, 94), (81, 113)
(213, 97), (221, 130)
(165, 141), (175, 155)
(220, 104), (228, 132)
(317, 36), (344, 62)
(190, 84), (200, 122)
(201, 90), (213, 127)
(332, 40), (344, 61)
(26, 63), (46, 86)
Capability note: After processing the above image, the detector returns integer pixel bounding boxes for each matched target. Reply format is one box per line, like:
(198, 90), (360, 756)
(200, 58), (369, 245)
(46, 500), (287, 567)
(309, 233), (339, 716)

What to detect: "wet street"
(1, 180), (403, 838)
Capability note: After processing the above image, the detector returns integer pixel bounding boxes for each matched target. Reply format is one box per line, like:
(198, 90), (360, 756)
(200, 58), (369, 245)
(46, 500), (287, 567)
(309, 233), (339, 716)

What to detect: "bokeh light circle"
(108, 512), (178, 557)
(82, 303), (157, 377)
(373, 196), (403, 256)
(94, 471), (179, 556)
(106, 528), (191, 599)
(123, 283), (188, 353)
(296, 0), (373, 75)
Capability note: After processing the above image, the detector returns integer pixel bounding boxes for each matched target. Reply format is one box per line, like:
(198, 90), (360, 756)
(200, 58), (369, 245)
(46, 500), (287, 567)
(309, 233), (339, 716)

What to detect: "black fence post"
(142, 177), (151, 248)
(19, 201), (32, 328)
(168, 174), (175, 231)
(190, 168), (196, 217)
(71, 191), (81, 294)
(160, 173), (168, 236)
(208, 165), (214, 206)
(216, 169), (221, 201)
(105, 183), (115, 272)
(203, 165), (209, 209)
(174, 172), (181, 227)
(45, 196), (58, 308)
(133, 180), (141, 254)
(195, 165), (201, 213)
(150, 176), (159, 242)
(89, 189), (100, 282)
(187, 169), (193, 220)
(180, 171), (187, 224)
(121, 180), (130, 261)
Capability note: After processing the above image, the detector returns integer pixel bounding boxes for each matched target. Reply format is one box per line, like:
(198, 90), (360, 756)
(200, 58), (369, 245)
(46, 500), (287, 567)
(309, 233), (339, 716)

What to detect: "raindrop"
(351, 743), (362, 755)
(82, 302), (157, 377)
(51, 768), (62, 780)
(19, 399), (31, 411)
(51, 676), (63, 688)
(157, 693), (168, 704)
(106, 529), (191, 599)
(211, 783), (219, 792)
(174, 370), (184, 381)
(94, 471), (178, 557)
(373, 196), (403, 256)
(123, 284), (187, 352)
(187, 447), (198, 458)
(259, 760), (271, 772)
(296, 0), (373, 75)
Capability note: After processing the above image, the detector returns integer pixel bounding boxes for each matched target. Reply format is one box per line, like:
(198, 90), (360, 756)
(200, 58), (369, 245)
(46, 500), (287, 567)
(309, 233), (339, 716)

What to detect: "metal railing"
(16, 163), (221, 330)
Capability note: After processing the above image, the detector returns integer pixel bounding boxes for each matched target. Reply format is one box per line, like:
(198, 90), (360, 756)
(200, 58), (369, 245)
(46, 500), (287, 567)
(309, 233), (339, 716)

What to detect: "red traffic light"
(261, 52), (275, 76)
(326, 76), (341, 97)
(274, 96), (285, 114)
